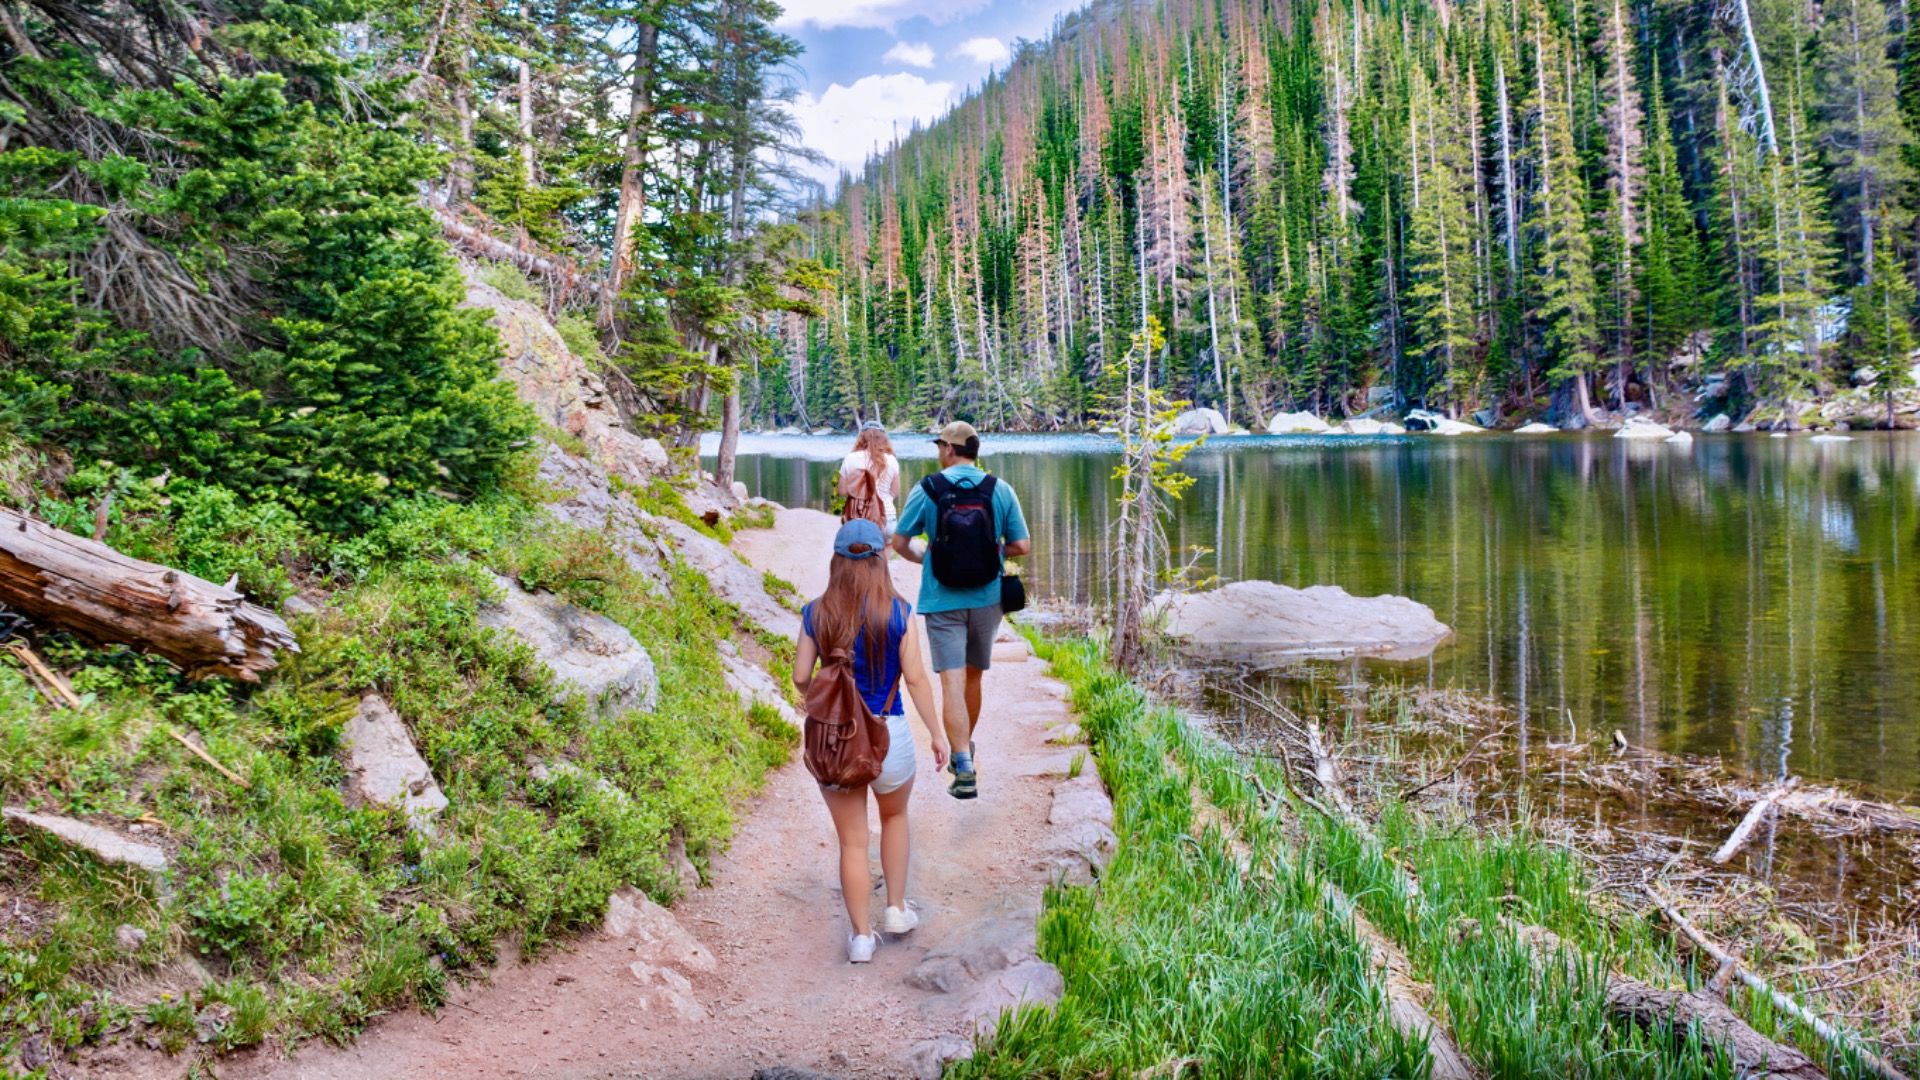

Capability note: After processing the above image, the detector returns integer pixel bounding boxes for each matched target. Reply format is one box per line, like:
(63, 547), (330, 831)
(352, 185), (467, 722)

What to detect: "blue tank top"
(801, 598), (910, 717)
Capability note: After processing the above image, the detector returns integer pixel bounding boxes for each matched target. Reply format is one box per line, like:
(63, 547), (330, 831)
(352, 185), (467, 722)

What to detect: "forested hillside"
(767, 0), (1920, 431)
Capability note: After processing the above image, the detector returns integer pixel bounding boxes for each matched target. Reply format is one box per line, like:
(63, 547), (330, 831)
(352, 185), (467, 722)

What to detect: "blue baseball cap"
(833, 518), (886, 559)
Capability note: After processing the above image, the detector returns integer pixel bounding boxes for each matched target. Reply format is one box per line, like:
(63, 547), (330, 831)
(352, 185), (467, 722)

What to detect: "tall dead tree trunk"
(604, 6), (661, 329)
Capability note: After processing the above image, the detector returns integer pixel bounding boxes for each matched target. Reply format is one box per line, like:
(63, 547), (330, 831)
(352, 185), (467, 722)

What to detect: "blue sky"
(777, 0), (1087, 193)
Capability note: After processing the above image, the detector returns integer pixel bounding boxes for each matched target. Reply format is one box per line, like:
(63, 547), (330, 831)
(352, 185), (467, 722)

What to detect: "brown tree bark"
(0, 509), (297, 682)
(605, 6), (661, 328)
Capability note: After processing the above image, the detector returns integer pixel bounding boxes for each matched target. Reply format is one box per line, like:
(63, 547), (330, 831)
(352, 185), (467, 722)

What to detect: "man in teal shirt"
(890, 421), (1031, 799)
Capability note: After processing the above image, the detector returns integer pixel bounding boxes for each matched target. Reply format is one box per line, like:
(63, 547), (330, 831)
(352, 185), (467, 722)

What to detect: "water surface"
(709, 431), (1920, 798)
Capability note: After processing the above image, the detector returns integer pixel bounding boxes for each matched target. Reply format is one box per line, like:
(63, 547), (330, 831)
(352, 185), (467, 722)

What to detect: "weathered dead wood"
(427, 196), (610, 313)
(0, 509), (296, 682)
(1650, 889), (1909, 1080)
(165, 727), (250, 789)
(1505, 920), (1827, 1080)
(1318, 878), (1479, 1080)
(1712, 777), (1800, 864)
(1776, 787), (1920, 837)
(1306, 720), (1356, 818)
(5, 641), (81, 707)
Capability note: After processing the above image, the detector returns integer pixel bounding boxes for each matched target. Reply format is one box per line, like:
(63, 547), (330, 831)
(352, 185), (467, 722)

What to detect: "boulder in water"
(1614, 417), (1676, 440)
(1335, 417), (1400, 435)
(1810, 433), (1855, 443)
(1514, 422), (1559, 434)
(1664, 430), (1694, 445)
(1155, 580), (1452, 664)
(1406, 409), (1487, 435)
(1266, 410), (1331, 435)
(1702, 414), (1733, 433)
(1172, 407), (1230, 435)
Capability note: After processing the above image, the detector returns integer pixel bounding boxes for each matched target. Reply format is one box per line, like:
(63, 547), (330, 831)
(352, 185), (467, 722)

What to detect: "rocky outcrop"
(1615, 417), (1676, 440)
(480, 574), (658, 718)
(463, 266), (670, 488)
(1171, 407), (1230, 435)
(341, 695), (448, 832)
(535, 443), (672, 590)
(903, 910), (1066, 1078)
(601, 887), (718, 1022)
(716, 640), (801, 727)
(1155, 580), (1452, 664)
(1405, 409), (1486, 435)
(1041, 773), (1117, 884)
(1266, 410), (1331, 435)
(648, 515), (801, 639)
(1514, 422), (1559, 434)
(1334, 418), (1406, 435)
(1702, 413), (1733, 433)
(3, 808), (170, 880)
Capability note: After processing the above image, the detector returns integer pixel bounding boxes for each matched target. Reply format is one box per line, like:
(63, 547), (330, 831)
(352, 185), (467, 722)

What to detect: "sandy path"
(225, 508), (1101, 1080)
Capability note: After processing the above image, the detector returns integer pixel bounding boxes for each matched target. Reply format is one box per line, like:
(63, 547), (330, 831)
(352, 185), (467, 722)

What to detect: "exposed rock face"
(480, 574), (658, 717)
(1615, 417), (1676, 440)
(1171, 407), (1230, 435)
(1156, 580), (1452, 664)
(1266, 410), (1331, 435)
(341, 695), (448, 831)
(463, 266), (669, 488)
(2, 808), (170, 879)
(1514, 422), (1559, 434)
(1702, 413), (1733, 433)
(536, 443), (671, 590)
(716, 640), (801, 727)
(648, 515), (801, 639)
(602, 886), (717, 1022)
(1405, 409), (1486, 435)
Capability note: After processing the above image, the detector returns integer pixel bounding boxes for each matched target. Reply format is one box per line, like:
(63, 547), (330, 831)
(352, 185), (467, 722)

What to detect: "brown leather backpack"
(840, 466), (887, 527)
(802, 648), (897, 790)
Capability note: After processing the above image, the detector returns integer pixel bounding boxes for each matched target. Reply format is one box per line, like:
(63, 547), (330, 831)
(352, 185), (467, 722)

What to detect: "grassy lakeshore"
(0, 462), (794, 1071)
(956, 634), (1898, 1079)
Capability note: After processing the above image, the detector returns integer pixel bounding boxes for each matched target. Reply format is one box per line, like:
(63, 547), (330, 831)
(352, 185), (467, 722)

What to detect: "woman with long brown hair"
(792, 519), (948, 962)
(838, 422), (902, 532)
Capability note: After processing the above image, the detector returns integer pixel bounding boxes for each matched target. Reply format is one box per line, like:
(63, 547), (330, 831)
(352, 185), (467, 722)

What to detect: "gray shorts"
(924, 605), (1002, 673)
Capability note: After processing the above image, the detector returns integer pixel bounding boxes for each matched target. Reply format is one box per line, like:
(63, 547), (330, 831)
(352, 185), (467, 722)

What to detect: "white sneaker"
(847, 933), (878, 963)
(879, 905), (920, 934)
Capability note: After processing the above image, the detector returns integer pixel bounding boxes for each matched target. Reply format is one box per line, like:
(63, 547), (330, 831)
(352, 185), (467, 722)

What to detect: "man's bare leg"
(964, 666), (984, 741)
(940, 668), (971, 755)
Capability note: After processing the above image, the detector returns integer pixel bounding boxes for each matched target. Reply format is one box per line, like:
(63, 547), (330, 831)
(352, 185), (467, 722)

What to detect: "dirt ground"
(194, 508), (1097, 1080)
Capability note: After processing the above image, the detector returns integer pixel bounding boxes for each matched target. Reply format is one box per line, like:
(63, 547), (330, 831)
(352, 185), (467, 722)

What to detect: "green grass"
(968, 634), (1885, 1079)
(0, 478), (795, 1071)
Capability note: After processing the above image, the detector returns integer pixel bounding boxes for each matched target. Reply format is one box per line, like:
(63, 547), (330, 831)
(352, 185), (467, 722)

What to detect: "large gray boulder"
(480, 575), (658, 717)
(1156, 580), (1452, 664)
(1614, 416), (1676, 440)
(1266, 410), (1331, 435)
(1702, 413), (1733, 433)
(1334, 417), (1405, 435)
(341, 695), (448, 831)
(1514, 422), (1559, 434)
(1171, 407), (1230, 435)
(3, 808), (170, 879)
(464, 267), (670, 487)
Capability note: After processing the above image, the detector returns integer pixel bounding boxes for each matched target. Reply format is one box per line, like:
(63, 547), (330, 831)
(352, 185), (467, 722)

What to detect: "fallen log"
(1650, 889), (1909, 1080)
(0, 508), (296, 682)
(1712, 776), (1800, 864)
(1776, 786), (1920, 837)
(1504, 920), (1827, 1080)
(1318, 878), (1479, 1080)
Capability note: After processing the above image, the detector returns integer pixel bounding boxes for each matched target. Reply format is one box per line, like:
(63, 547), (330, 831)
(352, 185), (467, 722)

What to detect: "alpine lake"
(710, 430), (1920, 804)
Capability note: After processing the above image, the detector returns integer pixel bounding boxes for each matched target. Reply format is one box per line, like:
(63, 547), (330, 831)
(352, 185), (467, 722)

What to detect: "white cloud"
(775, 0), (987, 30)
(787, 73), (957, 189)
(954, 36), (1010, 65)
(882, 40), (936, 69)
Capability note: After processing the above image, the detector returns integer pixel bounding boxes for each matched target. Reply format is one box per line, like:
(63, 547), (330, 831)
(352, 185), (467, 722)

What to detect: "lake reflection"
(709, 431), (1920, 797)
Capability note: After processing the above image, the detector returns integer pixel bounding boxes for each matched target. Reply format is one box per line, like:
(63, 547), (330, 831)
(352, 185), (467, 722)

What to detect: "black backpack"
(922, 473), (1002, 589)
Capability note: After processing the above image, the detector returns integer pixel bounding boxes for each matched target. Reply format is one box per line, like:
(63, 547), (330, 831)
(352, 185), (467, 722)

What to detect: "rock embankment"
(1156, 580), (1452, 664)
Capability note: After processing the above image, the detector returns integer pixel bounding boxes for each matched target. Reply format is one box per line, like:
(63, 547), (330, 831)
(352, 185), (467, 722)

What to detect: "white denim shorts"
(870, 714), (916, 794)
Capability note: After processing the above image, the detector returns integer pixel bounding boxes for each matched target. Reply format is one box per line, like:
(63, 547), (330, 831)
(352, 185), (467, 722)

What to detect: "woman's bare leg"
(873, 782), (913, 910)
(821, 785), (873, 935)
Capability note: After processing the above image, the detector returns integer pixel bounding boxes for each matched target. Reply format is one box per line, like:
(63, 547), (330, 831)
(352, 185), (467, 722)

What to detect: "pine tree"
(1637, 59), (1707, 372)
(1816, 0), (1912, 282)
(1847, 237), (1917, 427)
(1533, 19), (1603, 421)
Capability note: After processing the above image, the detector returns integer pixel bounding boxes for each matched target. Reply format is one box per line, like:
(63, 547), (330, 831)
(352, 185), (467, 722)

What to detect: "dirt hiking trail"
(227, 507), (1111, 1080)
